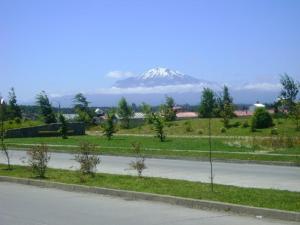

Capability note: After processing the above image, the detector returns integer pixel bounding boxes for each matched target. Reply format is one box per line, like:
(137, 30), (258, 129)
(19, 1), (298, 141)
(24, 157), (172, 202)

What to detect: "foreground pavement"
(2, 149), (300, 191)
(0, 182), (297, 225)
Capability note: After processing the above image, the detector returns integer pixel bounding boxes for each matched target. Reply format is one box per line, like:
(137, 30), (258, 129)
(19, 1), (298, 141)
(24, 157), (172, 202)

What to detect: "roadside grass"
(89, 117), (300, 137)
(0, 164), (299, 212)
(4, 119), (43, 130)
(5, 135), (300, 163)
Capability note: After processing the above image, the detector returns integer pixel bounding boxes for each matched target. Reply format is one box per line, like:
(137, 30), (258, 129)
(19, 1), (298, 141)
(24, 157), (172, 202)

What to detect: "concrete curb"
(0, 176), (299, 222)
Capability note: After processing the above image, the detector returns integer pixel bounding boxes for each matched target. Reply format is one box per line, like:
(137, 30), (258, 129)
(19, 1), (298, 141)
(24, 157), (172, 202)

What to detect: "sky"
(0, 0), (300, 104)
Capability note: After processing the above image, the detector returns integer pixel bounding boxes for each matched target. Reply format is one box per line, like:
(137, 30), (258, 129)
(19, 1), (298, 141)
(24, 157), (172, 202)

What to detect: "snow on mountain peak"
(139, 67), (184, 80)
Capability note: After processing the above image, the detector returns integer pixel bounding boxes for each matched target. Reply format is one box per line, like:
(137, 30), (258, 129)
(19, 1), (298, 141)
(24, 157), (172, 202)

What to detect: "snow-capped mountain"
(114, 67), (210, 88)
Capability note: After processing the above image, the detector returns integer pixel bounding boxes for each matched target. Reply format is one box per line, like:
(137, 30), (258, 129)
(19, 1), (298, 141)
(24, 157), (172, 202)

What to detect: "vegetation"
(7, 87), (22, 120)
(102, 111), (117, 140)
(1, 164), (299, 212)
(73, 93), (93, 124)
(75, 142), (100, 179)
(36, 91), (57, 124)
(152, 113), (166, 142)
(279, 74), (299, 113)
(117, 97), (134, 129)
(27, 144), (50, 178)
(160, 96), (176, 121)
(251, 107), (273, 130)
(59, 114), (68, 139)
(129, 142), (146, 177)
(219, 86), (235, 128)
(0, 98), (11, 170)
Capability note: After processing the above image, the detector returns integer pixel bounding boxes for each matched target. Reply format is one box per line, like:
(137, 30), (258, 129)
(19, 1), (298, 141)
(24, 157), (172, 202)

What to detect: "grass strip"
(0, 164), (299, 212)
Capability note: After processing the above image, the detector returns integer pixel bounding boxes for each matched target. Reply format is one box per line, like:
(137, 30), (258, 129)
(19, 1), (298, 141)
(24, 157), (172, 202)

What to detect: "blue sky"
(0, 0), (300, 103)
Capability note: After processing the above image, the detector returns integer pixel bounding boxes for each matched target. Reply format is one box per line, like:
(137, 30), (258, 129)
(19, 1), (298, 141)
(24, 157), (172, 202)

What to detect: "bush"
(251, 108), (273, 129)
(197, 129), (204, 135)
(242, 121), (249, 128)
(184, 121), (193, 132)
(220, 127), (226, 133)
(14, 117), (22, 124)
(129, 142), (146, 177)
(232, 121), (241, 127)
(75, 142), (100, 177)
(27, 144), (50, 178)
(270, 128), (279, 135)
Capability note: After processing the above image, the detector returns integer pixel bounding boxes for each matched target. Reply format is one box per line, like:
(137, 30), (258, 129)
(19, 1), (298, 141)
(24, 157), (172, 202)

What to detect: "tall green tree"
(219, 86), (234, 128)
(59, 114), (68, 139)
(102, 111), (117, 140)
(73, 93), (93, 124)
(199, 88), (216, 118)
(0, 97), (11, 170)
(141, 102), (153, 124)
(117, 97), (134, 129)
(152, 113), (166, 142)
(36, 91), (57, 124)
(161, 96), (176, 121)
(7, 87), (22, 120)
(279, 74), (299, 113)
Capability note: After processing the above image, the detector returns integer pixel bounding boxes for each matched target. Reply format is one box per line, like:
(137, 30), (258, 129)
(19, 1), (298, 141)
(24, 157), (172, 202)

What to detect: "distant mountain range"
(43, 67), (282, 107)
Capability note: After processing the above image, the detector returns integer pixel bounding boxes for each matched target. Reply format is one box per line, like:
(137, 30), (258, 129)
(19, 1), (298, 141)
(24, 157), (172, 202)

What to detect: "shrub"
(232, 121), (241, 127)
(185, 121), (193, 132)
(242, 121), (249, 128)
(152, 113), (166, 142)
(270, 128), (279, 135)
(14, 117), (21, 124)
(129, 142), (146, 177)
(75, 142), (100, 177)
(220, 127), (226, 133)
(197, 129), (204, 135)
(27, 144), (50, 178)
(251, 108), (273, 129)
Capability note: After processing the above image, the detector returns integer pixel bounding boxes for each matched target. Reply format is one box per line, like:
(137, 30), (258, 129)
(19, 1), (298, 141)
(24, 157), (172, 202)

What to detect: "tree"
(199, 88), (216, 118)
(219, 86), (234, 128)
(102, 111), (117, 140)
(251, 107), (273, 130)
(27, 144), (50, 178)
(117, 97), (134, 129)
(152, 113), (166, 142)
(75, 142), (100, 178)
(290, 102), (300, 131)
(0, 97), (11, 170)
(129, 142), (146, 177)
(73, 93), (93, 124)
(36, 91), (57, 124)
(7, 87), (22, 120)
(160, 96), (176, 121)
(279, 74), (299, 113)
(199, 88), (215, 191)
(141, 102), (153, 124)
(59, 114), (68, 139)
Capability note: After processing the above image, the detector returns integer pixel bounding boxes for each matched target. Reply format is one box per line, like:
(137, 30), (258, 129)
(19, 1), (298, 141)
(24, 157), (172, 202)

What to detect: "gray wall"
(5, 122), (85, 138)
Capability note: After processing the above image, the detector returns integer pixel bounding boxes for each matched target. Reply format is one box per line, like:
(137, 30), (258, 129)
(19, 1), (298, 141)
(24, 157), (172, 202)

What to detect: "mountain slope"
(114, 67), (209, 88)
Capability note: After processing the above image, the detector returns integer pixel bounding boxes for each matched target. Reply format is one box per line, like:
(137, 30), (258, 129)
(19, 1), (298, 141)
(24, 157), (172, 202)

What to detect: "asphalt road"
(0, 182), (297, 225)
(1, 149), (300, 191)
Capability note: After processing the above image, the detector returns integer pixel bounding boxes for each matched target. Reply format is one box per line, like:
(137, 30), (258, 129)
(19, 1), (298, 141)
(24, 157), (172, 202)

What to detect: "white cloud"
(106, 70), (134, 79)
(234, 83), (281, 91)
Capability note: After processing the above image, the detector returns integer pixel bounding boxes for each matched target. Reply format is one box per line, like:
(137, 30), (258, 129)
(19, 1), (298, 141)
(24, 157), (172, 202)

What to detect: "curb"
(0, 176), (299, 222)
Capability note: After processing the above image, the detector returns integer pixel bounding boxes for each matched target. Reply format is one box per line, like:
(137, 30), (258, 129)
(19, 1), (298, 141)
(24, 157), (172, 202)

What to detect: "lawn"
(5, 135), (300, 163)
(0, 164), (299, 212)
(89, 117), (300, 137)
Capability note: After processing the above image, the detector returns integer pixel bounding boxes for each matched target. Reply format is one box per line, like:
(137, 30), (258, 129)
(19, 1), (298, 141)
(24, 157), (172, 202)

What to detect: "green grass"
(89, 117), (300, 137)
(0, 164), (299, 212)
(4, 119), (43, 130)
(5, 135), (300, 163)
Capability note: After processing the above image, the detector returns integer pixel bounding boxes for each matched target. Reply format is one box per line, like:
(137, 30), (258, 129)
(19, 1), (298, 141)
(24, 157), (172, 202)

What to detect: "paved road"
(0, 182), (297, 225)
(1, 149), (300, 191)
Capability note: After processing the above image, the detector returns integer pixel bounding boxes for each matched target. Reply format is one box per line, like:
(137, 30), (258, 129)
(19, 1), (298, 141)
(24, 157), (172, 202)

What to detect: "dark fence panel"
(5, 122), (85, 138)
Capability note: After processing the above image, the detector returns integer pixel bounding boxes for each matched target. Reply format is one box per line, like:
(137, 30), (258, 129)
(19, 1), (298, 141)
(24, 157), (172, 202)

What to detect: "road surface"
(0, 182), (297, 225)
(1, 149), (300, 191)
